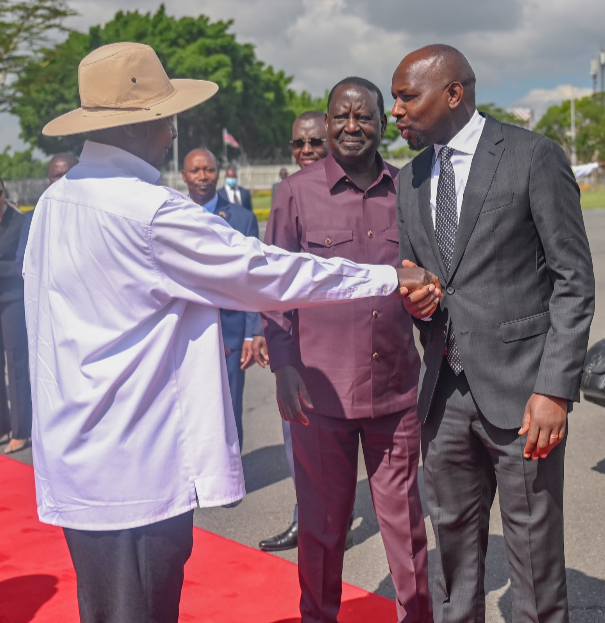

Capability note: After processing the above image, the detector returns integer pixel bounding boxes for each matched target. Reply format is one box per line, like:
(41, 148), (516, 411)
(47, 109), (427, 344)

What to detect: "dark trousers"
(225, 349), (245, 449)
(422, 362), (568, 623)
(63, 511), (194, 623)
(291, 409), (432, 623)
(0, 298), (32, 440)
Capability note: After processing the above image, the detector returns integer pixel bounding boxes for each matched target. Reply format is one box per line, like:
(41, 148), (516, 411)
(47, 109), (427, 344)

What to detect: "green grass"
(581, 188), (605, 210)
(252, 193), (272, 221)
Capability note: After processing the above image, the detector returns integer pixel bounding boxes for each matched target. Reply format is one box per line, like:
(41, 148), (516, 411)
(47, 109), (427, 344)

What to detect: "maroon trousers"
(291, 408), (433, 623)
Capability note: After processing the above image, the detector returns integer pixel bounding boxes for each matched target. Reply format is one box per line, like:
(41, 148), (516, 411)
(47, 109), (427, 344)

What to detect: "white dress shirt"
(224, 184), (242, 206)
(430, 109), (486, 226)
(23, 141), (397, 530)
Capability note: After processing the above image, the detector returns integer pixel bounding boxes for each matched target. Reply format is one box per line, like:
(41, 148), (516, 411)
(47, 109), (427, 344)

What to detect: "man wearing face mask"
(262, 78), (433, 623)
(218, 165), (253, 211)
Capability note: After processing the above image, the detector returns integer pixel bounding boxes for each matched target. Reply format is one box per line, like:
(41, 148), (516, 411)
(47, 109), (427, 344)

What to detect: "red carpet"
(0, 455), (396, 622)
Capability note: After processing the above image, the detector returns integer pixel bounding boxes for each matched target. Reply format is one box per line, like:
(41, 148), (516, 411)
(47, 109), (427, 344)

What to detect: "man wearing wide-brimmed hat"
(23, 42), (440, 622)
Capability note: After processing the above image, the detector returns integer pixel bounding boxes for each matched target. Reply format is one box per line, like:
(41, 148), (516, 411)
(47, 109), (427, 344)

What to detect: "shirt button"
(372, 352), (379, 360)
(367, 231), (373, 238)
(346, 291), (353, 298)
(325, 237), (332, 245)
(364, 192), (368, 199)
(446, 286), (455, 295)
(345, 178), (349, 183)
(372, 310), (378, 318)
(382, 286), (389, 295)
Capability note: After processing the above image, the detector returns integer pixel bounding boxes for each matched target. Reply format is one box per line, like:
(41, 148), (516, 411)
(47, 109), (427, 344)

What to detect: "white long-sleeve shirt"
(23, 141), (398, 530)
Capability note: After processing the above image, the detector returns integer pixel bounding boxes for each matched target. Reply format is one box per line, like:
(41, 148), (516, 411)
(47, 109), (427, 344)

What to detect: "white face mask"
(225, 177), (237, 188)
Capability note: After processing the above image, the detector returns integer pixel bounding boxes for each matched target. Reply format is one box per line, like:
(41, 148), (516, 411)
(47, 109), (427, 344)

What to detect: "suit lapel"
(414, 147), (448, 282)
(448, 115), (504, 281)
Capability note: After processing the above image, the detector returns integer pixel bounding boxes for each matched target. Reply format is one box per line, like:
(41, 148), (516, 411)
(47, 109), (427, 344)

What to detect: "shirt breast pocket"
(306, 229), (354, 258)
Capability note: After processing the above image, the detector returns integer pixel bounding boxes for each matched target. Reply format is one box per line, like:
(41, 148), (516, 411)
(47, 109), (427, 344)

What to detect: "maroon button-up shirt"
(262, 152), (420, 419)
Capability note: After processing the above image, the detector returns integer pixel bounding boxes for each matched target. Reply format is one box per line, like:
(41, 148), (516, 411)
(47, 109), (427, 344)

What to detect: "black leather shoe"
(259, 522), (298, 551)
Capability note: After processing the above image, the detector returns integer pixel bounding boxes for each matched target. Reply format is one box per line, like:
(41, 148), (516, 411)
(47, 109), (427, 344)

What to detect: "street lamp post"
(600, 50), (605, 93)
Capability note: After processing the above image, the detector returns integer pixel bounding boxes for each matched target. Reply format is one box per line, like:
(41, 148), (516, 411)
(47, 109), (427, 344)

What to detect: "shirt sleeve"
(261, 179), (304, 370)
(149, 195), (398, 314)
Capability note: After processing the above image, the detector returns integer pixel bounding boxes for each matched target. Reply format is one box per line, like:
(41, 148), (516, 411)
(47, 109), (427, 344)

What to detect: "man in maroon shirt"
(263, 78), (433, 623)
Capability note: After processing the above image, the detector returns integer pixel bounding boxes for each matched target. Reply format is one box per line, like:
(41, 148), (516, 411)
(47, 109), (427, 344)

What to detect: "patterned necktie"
(435, 146), (463, 375)
(232, 188), (241, 205)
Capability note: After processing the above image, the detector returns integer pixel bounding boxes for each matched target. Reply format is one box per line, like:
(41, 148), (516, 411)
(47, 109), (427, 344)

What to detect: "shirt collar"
(324, 151), (394, 191)
(202, 193), (219, 214)
(434, 109), (485, 159)
(79, 141), (161, 185)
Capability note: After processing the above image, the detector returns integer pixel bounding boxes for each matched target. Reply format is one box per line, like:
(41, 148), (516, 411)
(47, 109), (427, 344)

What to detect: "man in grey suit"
(393, 45), (595, 623)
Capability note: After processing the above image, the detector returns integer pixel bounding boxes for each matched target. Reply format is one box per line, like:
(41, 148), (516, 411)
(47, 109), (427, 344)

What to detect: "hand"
(275, 365), (313, 425)
(518, 393), (567, 460)
(240, 341), (255, 370)
(252, 335), (269, 368)
(398, 260), (442, 319)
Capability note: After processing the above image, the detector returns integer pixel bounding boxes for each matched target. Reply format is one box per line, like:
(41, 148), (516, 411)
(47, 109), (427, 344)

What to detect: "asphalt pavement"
(4, 212), (605, 622)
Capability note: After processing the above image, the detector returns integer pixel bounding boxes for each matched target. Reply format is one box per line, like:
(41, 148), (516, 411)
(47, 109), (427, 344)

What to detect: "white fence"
(5, 158), (414, 206)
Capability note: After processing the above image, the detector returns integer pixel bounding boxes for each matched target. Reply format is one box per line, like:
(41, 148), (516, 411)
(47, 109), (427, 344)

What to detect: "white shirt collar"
(435, 109), (484, 158)
(79, 140), (161, 185)
(202, 193), (219, 214)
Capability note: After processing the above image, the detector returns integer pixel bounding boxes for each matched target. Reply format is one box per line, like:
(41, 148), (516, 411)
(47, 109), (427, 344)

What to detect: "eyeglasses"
(290, 138), (327, 148)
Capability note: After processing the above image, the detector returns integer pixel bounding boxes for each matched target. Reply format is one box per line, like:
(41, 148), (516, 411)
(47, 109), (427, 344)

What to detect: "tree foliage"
(534, 94), (605, 163)
(0, 0), (75, 111)
(11, 6), (304, 162)
(0, 147), (47, 179)
(477, 103), (519, 125)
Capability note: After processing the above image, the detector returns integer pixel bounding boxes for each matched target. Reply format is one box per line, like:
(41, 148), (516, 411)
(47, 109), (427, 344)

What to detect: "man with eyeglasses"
(261, 79), (432, 623)
(260, 109), (330, 553)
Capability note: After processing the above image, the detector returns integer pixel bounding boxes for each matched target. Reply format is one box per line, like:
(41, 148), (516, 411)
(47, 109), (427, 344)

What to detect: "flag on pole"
(223, 128), (240, 148)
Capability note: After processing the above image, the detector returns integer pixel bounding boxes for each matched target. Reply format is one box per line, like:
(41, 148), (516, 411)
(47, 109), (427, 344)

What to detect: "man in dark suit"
(182, 148), (260, 448)
(392, 45), (595, 623)
(218, 165), (253, 211)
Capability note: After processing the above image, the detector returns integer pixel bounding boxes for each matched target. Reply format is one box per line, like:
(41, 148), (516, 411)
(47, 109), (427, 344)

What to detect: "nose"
(301, 140), (314, 155)
(392, 98), (405, 119)
(344, 114), (360, 134)
(169, 119), (178, 140)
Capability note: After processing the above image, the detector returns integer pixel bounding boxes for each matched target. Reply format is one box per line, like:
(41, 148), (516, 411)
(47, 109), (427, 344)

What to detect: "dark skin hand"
(276, 265), (441, 425)
(252, 335), (269, 368)
(519, 394), (567, 460)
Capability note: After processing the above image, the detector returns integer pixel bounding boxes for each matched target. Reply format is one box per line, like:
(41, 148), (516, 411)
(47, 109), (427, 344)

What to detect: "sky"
(2, 0), (604, 152)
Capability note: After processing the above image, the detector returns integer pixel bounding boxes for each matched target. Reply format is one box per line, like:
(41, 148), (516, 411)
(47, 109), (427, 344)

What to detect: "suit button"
(372, 310), (378, 318)
(367, 230), (373, 238)
(372, 352), (379, 360)
(446, 286), (455, 295)
(325, 237), (332, 245)
(364, 192), (368, 199)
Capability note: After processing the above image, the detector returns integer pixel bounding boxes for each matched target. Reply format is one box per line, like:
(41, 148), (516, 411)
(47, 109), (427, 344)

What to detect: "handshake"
(395, 260), (442, 319)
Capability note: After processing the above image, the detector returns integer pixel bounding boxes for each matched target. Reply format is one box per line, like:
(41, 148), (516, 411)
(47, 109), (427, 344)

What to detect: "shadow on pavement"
(0, 574), (58, 623)
(242, 444), (291, 495)
(591, 457), (605, 474)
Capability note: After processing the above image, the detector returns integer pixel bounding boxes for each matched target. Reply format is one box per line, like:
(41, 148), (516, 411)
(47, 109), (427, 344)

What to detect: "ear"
(380, 113), (388, 137)
(447, 82), (464, 110)
(122, 123), (143, 139)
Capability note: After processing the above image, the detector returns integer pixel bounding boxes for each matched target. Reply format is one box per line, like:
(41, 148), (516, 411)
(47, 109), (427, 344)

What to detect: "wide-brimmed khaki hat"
(43, 42), (218, 136)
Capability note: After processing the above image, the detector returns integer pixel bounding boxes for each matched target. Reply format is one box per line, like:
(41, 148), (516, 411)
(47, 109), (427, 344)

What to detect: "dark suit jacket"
(397, 114), (595, 428)
(0, 204), (26, 301)
(214, 194), (261, 351)
(218, 186), (253, 212)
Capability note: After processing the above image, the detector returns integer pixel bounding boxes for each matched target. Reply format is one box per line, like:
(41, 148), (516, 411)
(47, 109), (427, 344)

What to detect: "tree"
(0, 0), (75, 111)
(477, 103), (519, 125)
(534, 94), (605, 163)
(0, 147), (47, 179)
(11, 6), (298, 162)
(287, 89), (328, 118)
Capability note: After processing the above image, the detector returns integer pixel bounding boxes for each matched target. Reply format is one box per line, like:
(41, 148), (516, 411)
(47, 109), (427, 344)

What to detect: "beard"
(407, 131), (429, 152)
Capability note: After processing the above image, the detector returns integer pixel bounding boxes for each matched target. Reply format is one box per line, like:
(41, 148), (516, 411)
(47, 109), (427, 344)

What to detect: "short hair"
(50, 152), (79, 167)
(296, 110), (325, 122)
(327, 77), (384, 117)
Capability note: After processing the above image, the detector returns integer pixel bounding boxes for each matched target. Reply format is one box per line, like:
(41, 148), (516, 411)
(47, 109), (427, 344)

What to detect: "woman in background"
(0, 177), (32, 453)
